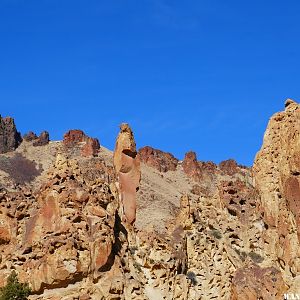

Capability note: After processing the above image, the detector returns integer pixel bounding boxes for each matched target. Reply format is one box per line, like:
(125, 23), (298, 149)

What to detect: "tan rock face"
(138, 146), (178, 172)
(113, 124), (140, 224)
(253, 99), (300, 280)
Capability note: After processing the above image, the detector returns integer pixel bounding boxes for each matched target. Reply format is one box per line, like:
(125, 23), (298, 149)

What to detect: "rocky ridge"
(0, 100), (299, 299)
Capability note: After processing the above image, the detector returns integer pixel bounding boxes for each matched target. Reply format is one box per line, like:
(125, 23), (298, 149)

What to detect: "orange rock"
(113, 123), (140, 224)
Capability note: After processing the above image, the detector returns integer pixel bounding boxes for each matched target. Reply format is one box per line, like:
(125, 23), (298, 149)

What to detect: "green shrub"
(0, 271), (31, 300)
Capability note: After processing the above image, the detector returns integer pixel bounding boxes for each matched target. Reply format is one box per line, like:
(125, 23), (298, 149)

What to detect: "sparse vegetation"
(186, 271), (197, 286)
(234, 248), (247, 261)
(0, 153), (41, 184)
(249, 251), (264, 263)
(133, 262), (142, 273)
(0, 270), (31, 300)
(210, 229), (222, 240)
(129, 246), (138, 255)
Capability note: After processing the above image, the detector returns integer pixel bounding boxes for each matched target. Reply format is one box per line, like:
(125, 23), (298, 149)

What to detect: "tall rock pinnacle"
(113, 123), (140, 224)
(0, 116), (22, 153)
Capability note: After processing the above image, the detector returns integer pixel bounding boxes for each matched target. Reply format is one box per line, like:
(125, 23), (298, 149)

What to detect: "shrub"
(210, 229), (222, 240)
(249, 251), (264, 263)
(0, 271), (31, 300)
(186, 271), (197, 286)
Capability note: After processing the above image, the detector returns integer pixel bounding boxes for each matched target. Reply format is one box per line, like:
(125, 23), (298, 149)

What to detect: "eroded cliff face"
(253, 99), (300, 291)
(0, 100), (299, 299)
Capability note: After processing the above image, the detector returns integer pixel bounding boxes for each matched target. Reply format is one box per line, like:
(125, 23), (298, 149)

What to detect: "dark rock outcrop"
(23, 131), (38, 142)
(0, 116), (22, 153)
(33, 131), (50, 146)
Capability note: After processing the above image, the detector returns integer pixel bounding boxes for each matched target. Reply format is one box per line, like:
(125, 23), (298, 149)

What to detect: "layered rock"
(0, 116), (22, 153)
(138, 146), (178, 172)
(63, 129), (100, 157)
(113, 124), (140, 225)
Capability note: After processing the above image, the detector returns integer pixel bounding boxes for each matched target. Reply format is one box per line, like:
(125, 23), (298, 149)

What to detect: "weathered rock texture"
(0, 100), (299, 299)
(0, 116), (22, 153)
(113, 124), (140, 225)
(253, 99), (300, 288)
(138, 146), (178, 172)
(63, 129), (100, 157)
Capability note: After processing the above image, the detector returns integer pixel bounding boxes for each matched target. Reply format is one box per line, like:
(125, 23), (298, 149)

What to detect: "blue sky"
(0, 0), (299, 166)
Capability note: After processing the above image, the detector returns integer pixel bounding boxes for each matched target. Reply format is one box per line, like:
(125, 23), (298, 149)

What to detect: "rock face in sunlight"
(0, 115), (22, 153)
(113, 123), (140, 224)
(0, 99), (299, 299)
(63, 129), (100, 157)
(138, 146), (178, 172)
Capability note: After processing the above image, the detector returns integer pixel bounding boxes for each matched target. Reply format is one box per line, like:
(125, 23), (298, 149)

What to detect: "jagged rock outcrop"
(253, 99), (300, 285)
(182, 151), (202, 181)
(23, 131), (38, 142)
(63, 129), (100, 157)
(113, 124), (140, 225)
(0, 116), (22, 153)
(33, 131), (50, 146)
(138, 146), (178, 172)
(23, 131), (50, 146)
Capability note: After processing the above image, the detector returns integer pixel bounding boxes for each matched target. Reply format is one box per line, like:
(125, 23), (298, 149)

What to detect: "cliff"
(0, 100), (299, 299)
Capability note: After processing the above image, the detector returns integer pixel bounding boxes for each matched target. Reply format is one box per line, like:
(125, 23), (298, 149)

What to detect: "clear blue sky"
(0, 1), (299, 166)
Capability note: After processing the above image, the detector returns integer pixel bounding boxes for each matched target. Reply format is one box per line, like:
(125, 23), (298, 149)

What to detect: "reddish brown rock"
(182, 151), (202, 181)
(231, 264), (287, 300)
(23, 131), (38, 142)
(219, 159), (240, 176)
(138, 146), (178, 172)
(0, 116), (22, 153)
(63, 129), (100, 157)
(63, 129), (86, 146)
(33, 131), (50, 146)
(113, 123), (140, 224)
(283, 175), (300, 239)
(81, 137), (100, 157)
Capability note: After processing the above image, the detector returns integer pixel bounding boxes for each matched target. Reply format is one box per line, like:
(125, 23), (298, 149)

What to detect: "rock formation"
(253, 99), (300, 289)
(33, 131), (50, 146)
(63, 129), (100, 157)
(0, 115), (22, 153)
(113, 123), (140, 225)
(0, 99), (299, 299)
(138, 146), (178, 172)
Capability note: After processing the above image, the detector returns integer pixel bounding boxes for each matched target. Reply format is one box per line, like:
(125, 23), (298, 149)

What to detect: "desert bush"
(249, 251), (264, 263)
(0, 153), (41, 184)
(186, 271), (197, 286)
(0, 270), (31, 300)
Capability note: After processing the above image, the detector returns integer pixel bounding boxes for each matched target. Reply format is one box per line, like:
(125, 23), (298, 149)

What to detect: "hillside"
(0, 99), (299, 299)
